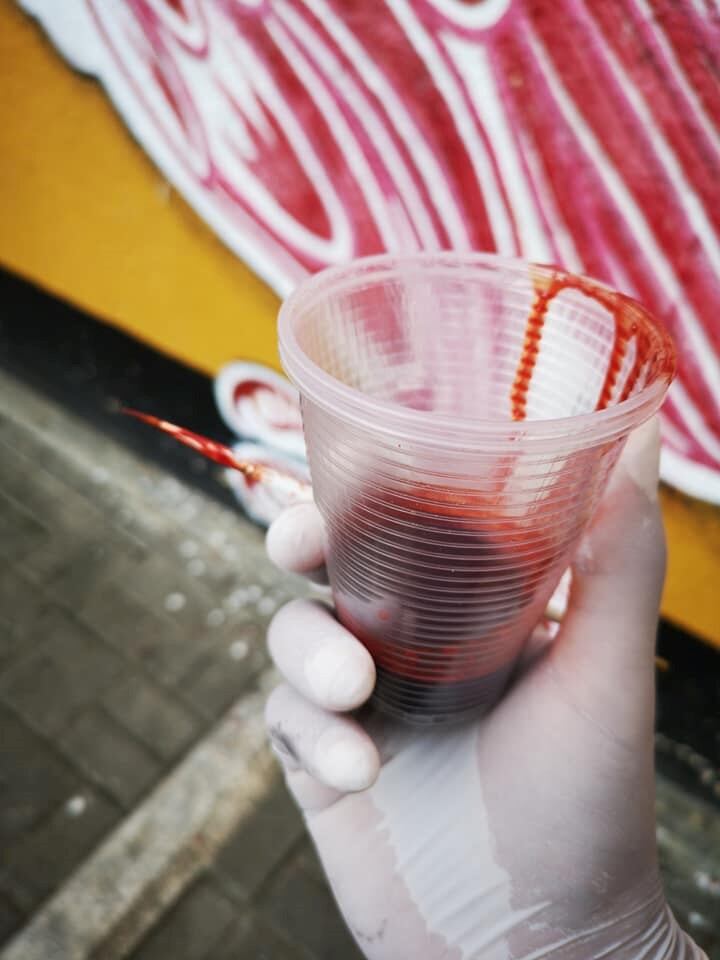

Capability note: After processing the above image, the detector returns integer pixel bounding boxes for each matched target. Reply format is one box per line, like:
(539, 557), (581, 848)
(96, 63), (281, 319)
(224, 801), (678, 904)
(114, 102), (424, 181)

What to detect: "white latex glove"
(265, 420), (707, 960)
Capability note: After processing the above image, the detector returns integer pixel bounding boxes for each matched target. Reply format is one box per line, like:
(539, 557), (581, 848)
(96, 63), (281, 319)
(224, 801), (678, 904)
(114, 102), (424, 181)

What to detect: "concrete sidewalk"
(0, 368), (718, 959)
(0, 368), (362, 959)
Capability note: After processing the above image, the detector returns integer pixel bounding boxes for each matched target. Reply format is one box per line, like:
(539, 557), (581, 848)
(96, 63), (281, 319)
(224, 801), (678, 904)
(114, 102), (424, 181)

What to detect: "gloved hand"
(264, 420), (706, 960)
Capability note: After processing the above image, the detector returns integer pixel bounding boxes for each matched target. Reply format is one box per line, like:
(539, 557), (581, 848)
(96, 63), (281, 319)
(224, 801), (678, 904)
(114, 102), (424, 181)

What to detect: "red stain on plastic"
(510, 270), (675, 421)
(331, 482), (550, 690)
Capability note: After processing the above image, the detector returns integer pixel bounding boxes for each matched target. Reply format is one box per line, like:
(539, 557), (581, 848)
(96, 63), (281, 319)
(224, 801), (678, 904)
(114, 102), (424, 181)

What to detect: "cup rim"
(278, 252), (676, 449)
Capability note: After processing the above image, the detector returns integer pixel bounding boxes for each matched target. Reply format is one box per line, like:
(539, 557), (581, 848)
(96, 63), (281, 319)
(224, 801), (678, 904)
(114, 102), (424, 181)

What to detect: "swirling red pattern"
(21, 0), (720, 499)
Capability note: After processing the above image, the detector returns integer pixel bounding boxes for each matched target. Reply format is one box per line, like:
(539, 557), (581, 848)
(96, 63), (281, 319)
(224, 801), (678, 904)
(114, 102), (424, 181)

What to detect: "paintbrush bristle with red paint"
(123, 408), (313, 523)
(123, 409), (261, 486)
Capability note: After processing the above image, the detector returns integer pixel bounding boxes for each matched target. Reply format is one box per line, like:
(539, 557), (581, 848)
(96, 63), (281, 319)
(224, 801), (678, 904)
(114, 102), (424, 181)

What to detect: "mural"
(214, 361), (311, 524)
(19, 0), (720, 503)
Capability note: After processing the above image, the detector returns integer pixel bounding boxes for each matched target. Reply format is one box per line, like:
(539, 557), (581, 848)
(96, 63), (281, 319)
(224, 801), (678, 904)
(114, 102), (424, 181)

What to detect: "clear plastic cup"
(278, 253), (675, 725)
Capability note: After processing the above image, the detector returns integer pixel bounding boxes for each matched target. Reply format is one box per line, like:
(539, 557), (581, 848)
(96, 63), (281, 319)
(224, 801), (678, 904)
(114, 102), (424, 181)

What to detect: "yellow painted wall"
(660, 487), (720, 643)
(1, 0), (718, 646)
(0, 0), (280, 376)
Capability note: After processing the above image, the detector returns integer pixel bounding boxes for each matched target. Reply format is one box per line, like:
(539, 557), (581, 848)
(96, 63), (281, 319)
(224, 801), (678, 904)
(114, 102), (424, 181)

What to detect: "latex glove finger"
(265, 682), (380, 794)
(551, 416), (665, 738)
(570, 417), (664, 623)
(268, 598), (375, 712)
(514, 617), (560, 675)
(266, 501), (328, 583)
(563, 416), (665, 650)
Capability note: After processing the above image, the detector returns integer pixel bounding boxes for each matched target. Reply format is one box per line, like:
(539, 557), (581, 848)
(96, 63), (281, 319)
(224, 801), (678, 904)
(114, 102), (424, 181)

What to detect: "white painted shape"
(277, 0), (440, 248)
(93, 1), (212, 180)
(19, 0), (103, 73)
(200, 8), (354, 262)
(23, 0), (310, 293)
(689, 0), (712, 17)
(385, 0), (514, 252)
(268, 11), (400, 251)
(211, 32), (275, 146)
(144, 0), (208, 51)
(302, 0), (472, 248)
(423, 0), (513, 30)
(225, 441), (312, 527)
(214, 361), (306, 458)
(514, 127), (584, 272)
(447, 36), (552, 261)
(667, 380), (720, 462)
(663, 433), (720, 502)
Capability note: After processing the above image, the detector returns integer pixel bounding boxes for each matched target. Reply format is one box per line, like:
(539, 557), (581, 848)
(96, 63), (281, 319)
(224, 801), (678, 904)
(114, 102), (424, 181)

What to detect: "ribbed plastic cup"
(278, 253), (675, 725)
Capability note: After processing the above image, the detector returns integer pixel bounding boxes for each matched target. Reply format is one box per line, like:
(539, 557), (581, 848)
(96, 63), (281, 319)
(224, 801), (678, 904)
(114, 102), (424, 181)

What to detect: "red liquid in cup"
(327, 482), (559, 723)
(316, 271), (670, 723)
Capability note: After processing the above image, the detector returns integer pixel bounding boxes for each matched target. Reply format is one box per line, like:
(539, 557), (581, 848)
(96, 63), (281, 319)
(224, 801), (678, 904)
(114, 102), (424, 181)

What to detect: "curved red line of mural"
(18, 0), (720, 502)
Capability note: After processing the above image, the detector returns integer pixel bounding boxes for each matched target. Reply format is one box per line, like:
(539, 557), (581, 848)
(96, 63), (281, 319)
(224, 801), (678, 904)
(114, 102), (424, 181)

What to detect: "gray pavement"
(127, 770), (364, 960)
(0, 366), (718, 958)
(0, 368), (362, 958)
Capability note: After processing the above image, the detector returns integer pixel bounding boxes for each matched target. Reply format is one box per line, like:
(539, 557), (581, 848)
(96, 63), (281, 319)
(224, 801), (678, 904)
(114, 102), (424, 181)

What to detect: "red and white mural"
(20, 0), (720, 503)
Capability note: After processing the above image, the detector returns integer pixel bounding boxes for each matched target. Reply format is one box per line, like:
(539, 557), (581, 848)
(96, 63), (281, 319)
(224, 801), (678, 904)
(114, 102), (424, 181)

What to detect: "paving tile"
(177, 625), (266, 719)
(103, 674), (200, 761)
(0, 790), (121, 911)
(206, 911), (313, 960)
(0, 705), (80, 846)
(0, 417), (270, 594)
(0, 416), (126, 517)
(0, 493), (48, 564)
(213, 777), (305, 900)
(0, 608), (125, 736)
(262, 847), (365, 960)
(120, 553), (225, 633)
(0, 892), (24, 946)
(128, 877), (236, 960)
(0, 619), (22, 668)
(0, 565), (52, 651)
(0, 564), (41, 618)
(0, 469), (93, 567)
(77, 579), (202, 685)
(20, 534), (100, 589)
(295, 842), (332, 888)
(60, 707), (161, 809)
(0, 439), (146, 565)
(43, 539), (147, 613)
